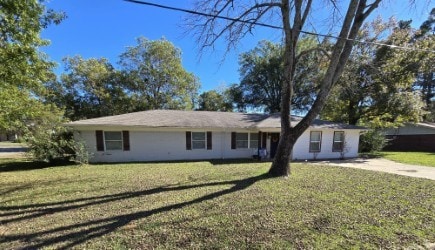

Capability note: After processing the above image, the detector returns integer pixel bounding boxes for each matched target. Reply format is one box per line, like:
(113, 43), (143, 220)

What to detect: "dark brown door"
(270, 133), (280, 158)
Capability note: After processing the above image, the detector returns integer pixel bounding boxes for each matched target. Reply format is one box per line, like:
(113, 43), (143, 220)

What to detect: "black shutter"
(231, 132), (236, 149)
(186, 131), (192, 150)
(262, 132), (267, 148)
(122, 131), (130, 151)
(207, 131), (212, 150)
(96, 130), (104, 151)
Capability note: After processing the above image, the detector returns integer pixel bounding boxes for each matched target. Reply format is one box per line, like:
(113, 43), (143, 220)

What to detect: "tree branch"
(295, 47), (331, 64)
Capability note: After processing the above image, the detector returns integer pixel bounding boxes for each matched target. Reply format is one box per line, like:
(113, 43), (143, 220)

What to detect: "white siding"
(292, 129), (360, 160)
(74, 127), (362, 162)
(75, 129), (255, 162)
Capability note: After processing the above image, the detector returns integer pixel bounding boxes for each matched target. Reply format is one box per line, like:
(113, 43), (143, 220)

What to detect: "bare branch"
(184, 0), (281, 54)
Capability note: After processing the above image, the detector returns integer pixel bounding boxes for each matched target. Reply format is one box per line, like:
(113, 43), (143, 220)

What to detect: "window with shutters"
(309, 131), (322, 152)
(192, 132), (206, 149)
(104, 131), (123, 150)
(233, 132), (258, 149)
(332, 131), (345, 152)
(236, 133), (249, 148)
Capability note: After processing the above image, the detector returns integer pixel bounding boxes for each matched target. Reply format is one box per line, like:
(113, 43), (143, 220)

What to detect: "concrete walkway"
(315, 158), (435, 181)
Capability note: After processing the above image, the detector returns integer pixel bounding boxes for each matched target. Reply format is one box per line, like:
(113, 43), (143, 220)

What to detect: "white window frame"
(234, 132), (259, 149)
(235, 132), (249, 149)
(249, 133), (259, 149)
(104, 131), (123, 151)
(309, 131), (322, 152)
(191, 132), (206, 150)
(332, 131), (345, 152)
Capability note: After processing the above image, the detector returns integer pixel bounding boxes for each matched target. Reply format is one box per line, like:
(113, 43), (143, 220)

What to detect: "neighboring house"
(383, 122), (435, 152)
(67, 110), (366, 163)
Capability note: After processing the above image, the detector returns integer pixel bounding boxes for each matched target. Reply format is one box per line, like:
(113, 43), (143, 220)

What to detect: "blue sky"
(41, 0), (432, 92)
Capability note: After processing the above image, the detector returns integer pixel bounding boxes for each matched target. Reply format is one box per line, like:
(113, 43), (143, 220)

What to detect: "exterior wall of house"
(74, 127), (362, 162)
(292, 129), (360, 160)
(75, 128), (257, 162)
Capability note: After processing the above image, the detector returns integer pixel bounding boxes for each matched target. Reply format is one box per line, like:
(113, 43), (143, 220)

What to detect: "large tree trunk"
(348, 100), (360, 125)
(171, 0), (381, 177)
(268, 0), (380, 177)
(268, 0), (303, 177)
(269, 127), (295, 176)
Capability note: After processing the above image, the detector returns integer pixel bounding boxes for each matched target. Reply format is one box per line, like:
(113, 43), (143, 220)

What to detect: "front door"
(269, 133), (280, 158)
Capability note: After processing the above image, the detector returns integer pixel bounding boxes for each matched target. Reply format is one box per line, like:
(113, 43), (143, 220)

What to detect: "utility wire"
(124, 0), (435, 53)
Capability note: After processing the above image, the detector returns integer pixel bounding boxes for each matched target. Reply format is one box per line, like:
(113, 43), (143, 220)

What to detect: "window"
(333, 131), (345, 152)
(236, 133), (249, 148)
(231, 132), (259, 149)
(186, 131), (212, 150)
(104, 131), (123, 150)
(250, 133), (259, 149)
(309, 131), (322, 152)
(192, 132), (206, 149)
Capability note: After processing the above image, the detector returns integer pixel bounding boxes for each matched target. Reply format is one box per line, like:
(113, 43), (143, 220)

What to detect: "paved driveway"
(315, 158), (435, 181)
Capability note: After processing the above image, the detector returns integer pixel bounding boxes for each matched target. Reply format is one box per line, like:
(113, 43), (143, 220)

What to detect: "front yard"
(1, 159), (434, 249)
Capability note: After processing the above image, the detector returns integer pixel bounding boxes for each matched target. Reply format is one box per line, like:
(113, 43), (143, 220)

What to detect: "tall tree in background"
(321, 18), (426, 128)
(237, 40), (284, 113)
(119, 37), (200, 111)
(0, 0), (65, 131)
(234, 38), (328, 113)
(47, 56), (131, 120)
(197, 90), (232, 111)
(185, 0), (381, 176)
(413, 8), (435, 122)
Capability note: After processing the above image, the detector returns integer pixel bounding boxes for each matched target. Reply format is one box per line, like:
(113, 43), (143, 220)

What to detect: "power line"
(124, 0), (435, 53)
(125, 0), (282, 29)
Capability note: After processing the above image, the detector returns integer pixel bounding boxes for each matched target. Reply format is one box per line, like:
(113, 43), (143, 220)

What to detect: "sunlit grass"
(382, 151), (435, 167)
(1, 159), (434, 249)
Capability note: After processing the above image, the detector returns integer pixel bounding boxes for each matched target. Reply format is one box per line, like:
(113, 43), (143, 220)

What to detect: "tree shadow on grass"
(0, 159), (76, 172)
(1, 173), (271, 249)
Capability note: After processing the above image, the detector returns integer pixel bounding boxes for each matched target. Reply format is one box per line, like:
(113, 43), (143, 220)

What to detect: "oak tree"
(47, 56), (131, 120)
(119, 37), (200, 111)
(234, 38), (328, 113)
(321, 18), (426, 128)
(197, 90), (232, 111)
(186, 0), (382, 176)
(0, 0), (64, 132)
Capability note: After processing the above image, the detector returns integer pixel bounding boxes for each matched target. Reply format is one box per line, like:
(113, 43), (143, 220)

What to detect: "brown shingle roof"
(67, 110), (268, 129)
(67, 110), (366, 130)
(255, 114), (366, 129)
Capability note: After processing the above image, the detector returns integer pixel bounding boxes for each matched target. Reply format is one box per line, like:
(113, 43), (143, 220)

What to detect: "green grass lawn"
(1, 159), (434, 249)
(381, 151), (435, 167)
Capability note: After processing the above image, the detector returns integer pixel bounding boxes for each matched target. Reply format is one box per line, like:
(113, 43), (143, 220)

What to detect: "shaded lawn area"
(381, 151), (435, 167)
(0, 159), (434, 249)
